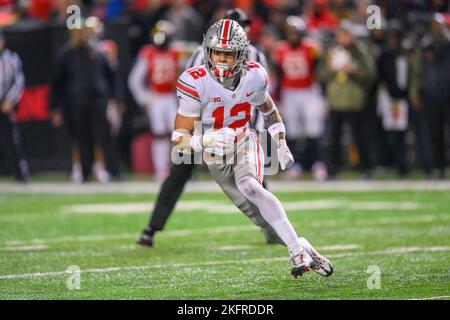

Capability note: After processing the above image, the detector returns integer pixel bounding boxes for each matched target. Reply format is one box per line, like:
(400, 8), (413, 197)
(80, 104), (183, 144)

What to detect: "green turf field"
(0, 186), (449, 300)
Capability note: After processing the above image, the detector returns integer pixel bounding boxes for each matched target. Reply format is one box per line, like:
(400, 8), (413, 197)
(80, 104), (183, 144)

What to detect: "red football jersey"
(274, 40), (319, 89)
(139, 45), (180, 93)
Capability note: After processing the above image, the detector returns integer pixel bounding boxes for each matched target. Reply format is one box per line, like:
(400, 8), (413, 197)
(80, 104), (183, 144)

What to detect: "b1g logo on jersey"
(210, 97), (222, 103)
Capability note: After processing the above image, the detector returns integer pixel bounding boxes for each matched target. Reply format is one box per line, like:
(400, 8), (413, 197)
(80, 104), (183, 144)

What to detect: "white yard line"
(319, 244), (360, 250)
(308, 214), (450, 228)
(216, 244), (360, 252)
(5, 233), (137, 246)
(4, 225), (258, 246)
(61, 200), (425, 216)
(1, 246), (449, 280)
(1, 180), (450, 194)
(408, 296), (450, 300)
(217, 245), (255, 251)
(0, 244), (48, 252)
(374, 215), (450, 224)
(284, 201), (424, 211)
(62, 200), (238, 215)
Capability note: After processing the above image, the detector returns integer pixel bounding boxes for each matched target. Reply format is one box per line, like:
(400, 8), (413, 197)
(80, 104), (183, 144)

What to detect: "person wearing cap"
(317, 20), (376, 179)
(0, 28), (29, 182)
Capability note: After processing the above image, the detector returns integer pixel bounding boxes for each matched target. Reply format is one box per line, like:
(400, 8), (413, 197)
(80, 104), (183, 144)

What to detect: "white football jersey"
(176, 61), (269, 153)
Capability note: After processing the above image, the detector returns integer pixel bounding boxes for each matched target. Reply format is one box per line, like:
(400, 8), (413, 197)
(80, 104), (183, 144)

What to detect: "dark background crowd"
(0, 0), (449, 182)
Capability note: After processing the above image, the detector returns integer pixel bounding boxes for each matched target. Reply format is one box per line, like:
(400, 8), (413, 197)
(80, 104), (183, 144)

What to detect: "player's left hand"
(278, 139), (294, 170)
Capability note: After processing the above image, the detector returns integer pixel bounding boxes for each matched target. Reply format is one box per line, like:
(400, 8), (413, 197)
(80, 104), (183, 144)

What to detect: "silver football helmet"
(202, 19), (249, 83)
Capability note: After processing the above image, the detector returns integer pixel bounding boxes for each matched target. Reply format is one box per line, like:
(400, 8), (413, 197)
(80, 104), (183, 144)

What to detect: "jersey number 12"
(212, 102), (251, 130)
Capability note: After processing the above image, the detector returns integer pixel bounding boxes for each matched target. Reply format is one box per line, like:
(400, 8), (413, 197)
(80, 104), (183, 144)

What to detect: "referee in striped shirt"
(0, 28), (29, 182)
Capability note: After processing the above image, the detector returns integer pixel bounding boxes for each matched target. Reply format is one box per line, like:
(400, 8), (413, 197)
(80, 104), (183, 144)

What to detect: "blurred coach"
(51, 24), (118, 183)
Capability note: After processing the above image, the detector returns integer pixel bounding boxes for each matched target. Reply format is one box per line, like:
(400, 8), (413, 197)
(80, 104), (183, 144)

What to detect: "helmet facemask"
(205, 47), (247, 83)
(202, 19), (249, 84)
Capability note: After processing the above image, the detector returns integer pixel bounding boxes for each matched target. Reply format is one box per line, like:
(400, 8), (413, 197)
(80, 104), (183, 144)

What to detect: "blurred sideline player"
(128, 20), (181, 180)
(137, 8), (275, 247)
(171, 19), (333, 278)
(274, 16), (328, 181)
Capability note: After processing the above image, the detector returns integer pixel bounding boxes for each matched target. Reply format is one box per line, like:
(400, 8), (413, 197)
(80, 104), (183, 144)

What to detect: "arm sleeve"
(128, 56), (151, 107)
(101, 51), (121, 102)
(350, 44), (376, 86)
(50, 49), (67, 111)
(251, 65), (270, 106)
(5, 53), (25, 105)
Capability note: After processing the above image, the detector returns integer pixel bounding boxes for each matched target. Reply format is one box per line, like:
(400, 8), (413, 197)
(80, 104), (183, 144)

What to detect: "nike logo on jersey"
(246, 91), (255, 97)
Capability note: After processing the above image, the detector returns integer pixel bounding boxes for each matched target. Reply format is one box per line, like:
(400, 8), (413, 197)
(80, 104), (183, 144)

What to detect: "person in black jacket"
(376, 20), (411, 177)
(51, 24), (118, 183)
(0, 29), (29, 183)
(410, 14), (450, 179)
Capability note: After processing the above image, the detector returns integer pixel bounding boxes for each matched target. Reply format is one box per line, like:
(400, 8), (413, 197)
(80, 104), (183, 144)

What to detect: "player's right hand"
(278, 139), (294, 170)
(203, 127), (236, 154)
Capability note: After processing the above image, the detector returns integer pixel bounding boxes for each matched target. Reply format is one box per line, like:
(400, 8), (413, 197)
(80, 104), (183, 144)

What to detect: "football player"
(274, 16), (328, 180)
(128, 20), (181, 180)
(137, 9), (277, 247)
(171, 19), (333, 278)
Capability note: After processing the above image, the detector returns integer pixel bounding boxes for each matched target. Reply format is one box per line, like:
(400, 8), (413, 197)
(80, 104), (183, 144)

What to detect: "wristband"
(171, 130), (188, 142)
(268, 122), (286, 139)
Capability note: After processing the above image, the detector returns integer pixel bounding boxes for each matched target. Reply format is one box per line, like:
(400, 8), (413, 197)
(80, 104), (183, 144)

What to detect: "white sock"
(298, 237), (315, 256)
(72, 162), (81, 171)
(152, 138), (170, 177)
(237, 176), (303, 255)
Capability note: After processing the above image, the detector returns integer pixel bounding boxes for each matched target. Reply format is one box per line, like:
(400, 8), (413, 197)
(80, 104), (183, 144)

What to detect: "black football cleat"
(137, 230), (154, 247)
